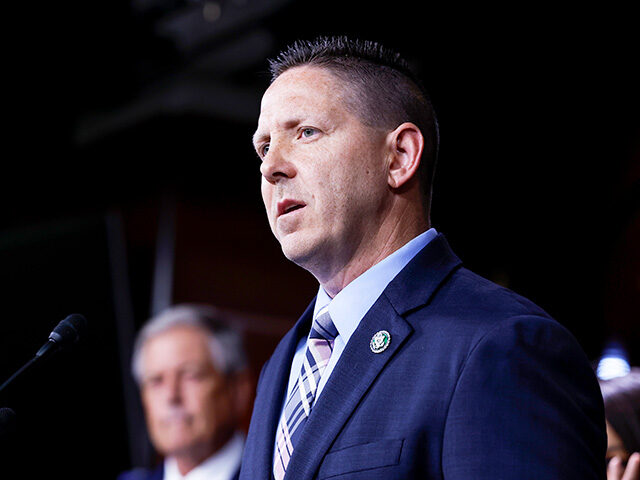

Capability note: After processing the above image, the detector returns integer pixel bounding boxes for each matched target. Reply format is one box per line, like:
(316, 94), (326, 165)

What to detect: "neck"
(318, 206), (428, 298)
(172, 431), (233, 476)
(175, 452), (210, 476)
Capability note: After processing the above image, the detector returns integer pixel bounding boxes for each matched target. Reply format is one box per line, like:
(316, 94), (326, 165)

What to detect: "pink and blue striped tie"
(273, 306), (338, 480)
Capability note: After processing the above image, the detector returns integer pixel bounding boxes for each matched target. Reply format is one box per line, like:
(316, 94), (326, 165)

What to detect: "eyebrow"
(252, 118), (307, 148)
(252, 130), (268, 148)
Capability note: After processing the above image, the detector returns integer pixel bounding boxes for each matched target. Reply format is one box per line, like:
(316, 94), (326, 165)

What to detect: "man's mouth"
(277, 199), (306, 217)
(162, 410), (191, 426)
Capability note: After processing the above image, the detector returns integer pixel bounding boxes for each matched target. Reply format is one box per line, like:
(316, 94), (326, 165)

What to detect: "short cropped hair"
(268, 35), (440, 214)
(599, 368), (640, 454)
(131, 304), (247, 385)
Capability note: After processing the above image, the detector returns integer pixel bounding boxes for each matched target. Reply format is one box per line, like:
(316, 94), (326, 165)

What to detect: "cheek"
(141, 391), (159, 418)
(324, 156), (379, 208)
(190, 384), (224, 416)
(261, 182), (275, 218)
(192, 398), (228, 438)
(141, 393), (166, 438)
(260, 179), (270, 205)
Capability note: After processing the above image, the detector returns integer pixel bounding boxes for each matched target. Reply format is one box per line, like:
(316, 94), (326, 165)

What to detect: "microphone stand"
(0, 357), (39, 395)
(0, 354), (43, 441)
(1, 337), (66, 441)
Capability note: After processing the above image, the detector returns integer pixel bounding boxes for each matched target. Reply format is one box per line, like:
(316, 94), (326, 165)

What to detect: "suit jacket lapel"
(245, 299), (315, 479)
(283, 233), (462, 479)
(284, 294), (411, 479)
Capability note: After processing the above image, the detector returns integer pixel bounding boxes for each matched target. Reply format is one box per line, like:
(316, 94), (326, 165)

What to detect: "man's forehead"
(143, 356), (211, 374)
(272, 64), (339, 89)
(254, 68), (347, 141)
(141, 341), (217, 377)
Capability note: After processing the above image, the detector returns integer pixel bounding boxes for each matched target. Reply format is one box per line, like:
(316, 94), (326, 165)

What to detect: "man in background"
(118, 304), (252, 480)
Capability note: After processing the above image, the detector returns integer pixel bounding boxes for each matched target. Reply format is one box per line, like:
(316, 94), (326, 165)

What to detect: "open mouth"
(284, 204), (304, 214)
(278, 200), (306, 217)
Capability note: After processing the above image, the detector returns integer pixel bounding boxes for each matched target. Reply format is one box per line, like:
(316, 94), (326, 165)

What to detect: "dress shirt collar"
(313, 228), (438, 344)
(164, 432), (244, 480)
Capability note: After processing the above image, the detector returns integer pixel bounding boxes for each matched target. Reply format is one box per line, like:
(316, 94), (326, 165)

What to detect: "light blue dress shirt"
(274, 228), (438, 450)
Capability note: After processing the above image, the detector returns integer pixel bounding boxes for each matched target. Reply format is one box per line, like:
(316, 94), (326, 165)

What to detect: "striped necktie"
(273, 305), (338, 480)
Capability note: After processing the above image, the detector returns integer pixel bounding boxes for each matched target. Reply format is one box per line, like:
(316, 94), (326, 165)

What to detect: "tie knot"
(310, 306), (338, 341)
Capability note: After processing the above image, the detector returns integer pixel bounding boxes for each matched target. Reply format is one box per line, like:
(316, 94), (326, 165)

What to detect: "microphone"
(0, 314), (87, 394)
(35, 314), (87, 359)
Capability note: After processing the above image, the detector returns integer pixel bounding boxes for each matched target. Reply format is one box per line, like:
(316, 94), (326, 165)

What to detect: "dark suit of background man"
(239, 35), (607, 480)
(118, 304), (252, 480)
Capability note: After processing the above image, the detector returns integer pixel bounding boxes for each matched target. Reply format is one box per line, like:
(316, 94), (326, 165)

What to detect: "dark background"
(1, 1), (638, 477)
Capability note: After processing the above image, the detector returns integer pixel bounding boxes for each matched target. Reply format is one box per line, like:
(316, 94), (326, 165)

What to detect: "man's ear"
(387, 122), (424, 189)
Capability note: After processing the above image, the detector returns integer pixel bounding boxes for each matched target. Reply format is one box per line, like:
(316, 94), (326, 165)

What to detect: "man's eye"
(260, 144), (270, 157)
(143, 377), (163, 388)
(301, 128), (317, 138)
(184, 366), (206, 377)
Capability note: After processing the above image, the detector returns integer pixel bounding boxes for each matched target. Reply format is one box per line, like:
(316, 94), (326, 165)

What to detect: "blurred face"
(140, 326), (236, 459)
(254, 66), (391, 278)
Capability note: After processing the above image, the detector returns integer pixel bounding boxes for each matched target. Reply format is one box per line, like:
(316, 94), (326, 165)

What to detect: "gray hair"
(131, 303), (248, 385)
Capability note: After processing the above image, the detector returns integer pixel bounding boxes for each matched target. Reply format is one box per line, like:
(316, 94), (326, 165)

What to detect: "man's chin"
(160, 436), (200, 456)
(155, 423), (194, 447)
(280, 237), (316, 267)
(163, 436), (220, 463)
(281, 239), (335, 283)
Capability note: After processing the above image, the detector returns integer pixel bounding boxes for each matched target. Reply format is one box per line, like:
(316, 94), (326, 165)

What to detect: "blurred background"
(0, 1), (637, 477)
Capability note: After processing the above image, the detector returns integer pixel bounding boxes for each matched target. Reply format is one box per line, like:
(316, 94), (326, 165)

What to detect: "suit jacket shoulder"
(117, 465), (163, 480)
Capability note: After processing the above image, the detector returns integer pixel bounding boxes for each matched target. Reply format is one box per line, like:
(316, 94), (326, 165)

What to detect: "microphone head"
(49, 314), (87, 346)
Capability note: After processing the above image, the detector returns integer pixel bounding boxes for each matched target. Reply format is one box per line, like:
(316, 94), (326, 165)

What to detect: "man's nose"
(167, 375), (182, 405)
(260, 143), (296, 183)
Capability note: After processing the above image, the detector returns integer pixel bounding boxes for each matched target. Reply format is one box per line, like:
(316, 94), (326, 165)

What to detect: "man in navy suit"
(118, 304), (252, 480)
(242, 36), (606, 479)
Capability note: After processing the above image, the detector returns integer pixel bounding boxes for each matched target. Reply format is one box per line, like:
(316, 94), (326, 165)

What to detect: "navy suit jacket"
(117, 464), (240, 480)
(239, 234), (606, 479)
(117, 465), (164, 480)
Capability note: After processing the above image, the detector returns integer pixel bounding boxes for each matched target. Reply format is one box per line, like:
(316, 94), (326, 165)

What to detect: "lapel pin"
(370, 330), (391, 353)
